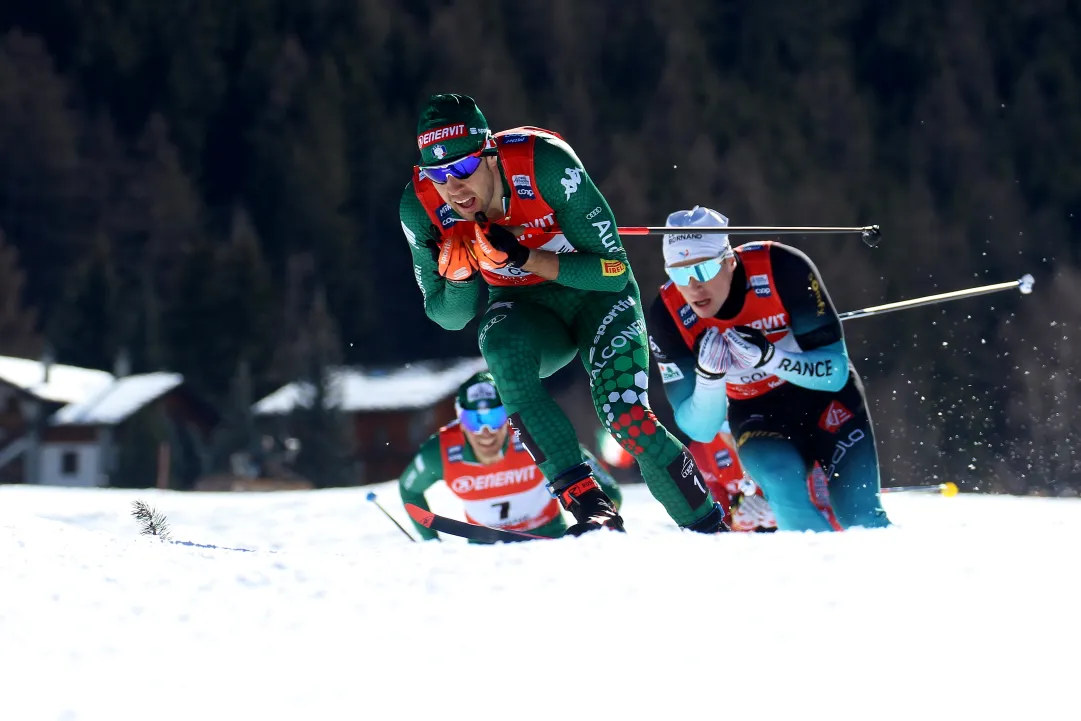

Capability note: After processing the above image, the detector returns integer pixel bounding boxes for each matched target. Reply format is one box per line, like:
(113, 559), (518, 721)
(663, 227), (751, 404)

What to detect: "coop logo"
(436, 203), (457, 228)
(678, 305), (699, 328)
(714, 450), (733, 468)
(754, 286), (772, 297)
(501, 134), (529, 144)
(451, 467), (538, 494)
(512, 174), (535, 199)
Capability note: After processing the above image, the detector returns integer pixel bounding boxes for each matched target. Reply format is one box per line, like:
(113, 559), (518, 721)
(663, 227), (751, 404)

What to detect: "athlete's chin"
(691, 298), (720, 317)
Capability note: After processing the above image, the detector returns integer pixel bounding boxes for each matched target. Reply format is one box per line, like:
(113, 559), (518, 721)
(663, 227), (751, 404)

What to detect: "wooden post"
(156, 441), (170, 489)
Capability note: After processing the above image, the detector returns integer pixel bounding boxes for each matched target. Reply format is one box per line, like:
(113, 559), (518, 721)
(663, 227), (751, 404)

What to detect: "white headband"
(662, 206), (733, 267)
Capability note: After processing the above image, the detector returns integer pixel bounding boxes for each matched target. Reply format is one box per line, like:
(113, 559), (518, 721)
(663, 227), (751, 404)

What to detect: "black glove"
(474, 212), (530, 268)
(549, 463), (625, 536)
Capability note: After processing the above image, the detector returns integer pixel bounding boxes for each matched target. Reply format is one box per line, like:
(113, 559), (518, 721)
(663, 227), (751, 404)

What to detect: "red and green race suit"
(398, 420), (623, 541)
(399, 127), (715, 528)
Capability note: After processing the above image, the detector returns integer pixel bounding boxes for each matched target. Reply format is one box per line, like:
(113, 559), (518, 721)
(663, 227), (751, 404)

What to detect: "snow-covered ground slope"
(1, 482), (1078, 721)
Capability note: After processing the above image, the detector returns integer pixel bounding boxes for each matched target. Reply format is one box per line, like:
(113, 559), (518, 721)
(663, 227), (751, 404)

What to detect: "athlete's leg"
(477, 299), (582, 480)
(811, 382), (891, 529)
(736, 435), (834, 532)
(573, 283), (720, 529)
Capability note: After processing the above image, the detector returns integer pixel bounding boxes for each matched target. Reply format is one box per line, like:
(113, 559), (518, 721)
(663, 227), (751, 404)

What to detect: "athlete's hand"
(436, 235), (478, 282)
(473, 212), (530, 269)
(724, 325), (777, 369)
(694, 327), (733, 379)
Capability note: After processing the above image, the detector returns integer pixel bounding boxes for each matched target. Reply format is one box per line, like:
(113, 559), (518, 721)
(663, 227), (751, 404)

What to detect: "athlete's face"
(671, 255), (738, 318)
(463, 422), (509, 464)
(430, 155), (502, 219)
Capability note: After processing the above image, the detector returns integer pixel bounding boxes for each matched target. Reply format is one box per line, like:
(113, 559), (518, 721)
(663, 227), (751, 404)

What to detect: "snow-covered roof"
(0, 355), (115, 405)
(49, 373), (184, 427)
(252, 357), (490, 415)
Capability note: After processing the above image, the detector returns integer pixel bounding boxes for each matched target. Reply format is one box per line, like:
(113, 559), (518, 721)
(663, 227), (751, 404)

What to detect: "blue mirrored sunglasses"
(420, 151), (484, 184)
(459, 406), (508, 434)
(665, 257), (725, 286)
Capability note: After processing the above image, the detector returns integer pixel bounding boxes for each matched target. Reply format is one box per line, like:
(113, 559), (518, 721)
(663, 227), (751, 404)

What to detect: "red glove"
(437, 235), (478, 281)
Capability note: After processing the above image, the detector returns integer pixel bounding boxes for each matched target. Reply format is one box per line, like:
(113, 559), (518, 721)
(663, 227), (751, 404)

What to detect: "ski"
(404, 503), (551, 544)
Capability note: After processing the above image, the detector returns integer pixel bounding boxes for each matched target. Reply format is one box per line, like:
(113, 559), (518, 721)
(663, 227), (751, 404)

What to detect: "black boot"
(549, 463), (625, 536)
(682, 502), (730, 533)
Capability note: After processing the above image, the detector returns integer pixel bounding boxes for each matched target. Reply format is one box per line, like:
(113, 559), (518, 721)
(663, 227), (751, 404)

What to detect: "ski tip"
(365, 491), (377, 502)
(404, 503), (435, 528)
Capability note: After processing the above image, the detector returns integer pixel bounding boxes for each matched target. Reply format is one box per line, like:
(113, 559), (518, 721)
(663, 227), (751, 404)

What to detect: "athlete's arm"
(399, 184), (480, 331)
(648, 295), (728, 443)
(398, 434), (446, 541)
(529, 136), (630, 293)
(765, 243), (849, 392)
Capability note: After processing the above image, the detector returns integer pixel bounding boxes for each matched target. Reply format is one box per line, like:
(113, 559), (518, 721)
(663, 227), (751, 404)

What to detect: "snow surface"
(252, 357), (489, 414)
(1, 482), (1078, 721)
(49, 373), (183, 426)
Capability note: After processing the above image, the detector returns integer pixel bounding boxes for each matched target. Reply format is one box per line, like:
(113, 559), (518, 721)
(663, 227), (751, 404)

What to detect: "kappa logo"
(561, 168), (582, 199)
(432, 145), (447, 160)
(819, 400), (855, 433)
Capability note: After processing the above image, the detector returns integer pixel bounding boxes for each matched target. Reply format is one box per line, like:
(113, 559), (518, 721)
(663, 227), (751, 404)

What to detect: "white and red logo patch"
(818, 400), (854, 433)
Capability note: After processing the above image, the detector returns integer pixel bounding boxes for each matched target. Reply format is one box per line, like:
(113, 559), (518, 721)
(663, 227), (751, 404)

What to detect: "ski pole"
(839, 274), (1034, 322)
(618, 224), (882, 247)
(366, 491), (417, 542)
(881, 482), (959, 497)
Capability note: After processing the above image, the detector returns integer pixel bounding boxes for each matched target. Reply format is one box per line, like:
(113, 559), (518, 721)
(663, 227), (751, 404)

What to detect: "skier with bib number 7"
(398, 93), (727, 535)
(399, 372), (622, 541)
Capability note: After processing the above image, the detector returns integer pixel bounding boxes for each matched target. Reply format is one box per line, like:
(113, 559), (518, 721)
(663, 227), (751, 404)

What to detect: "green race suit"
(400, 130), (715, 528)
(399, 427), (623, 541)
